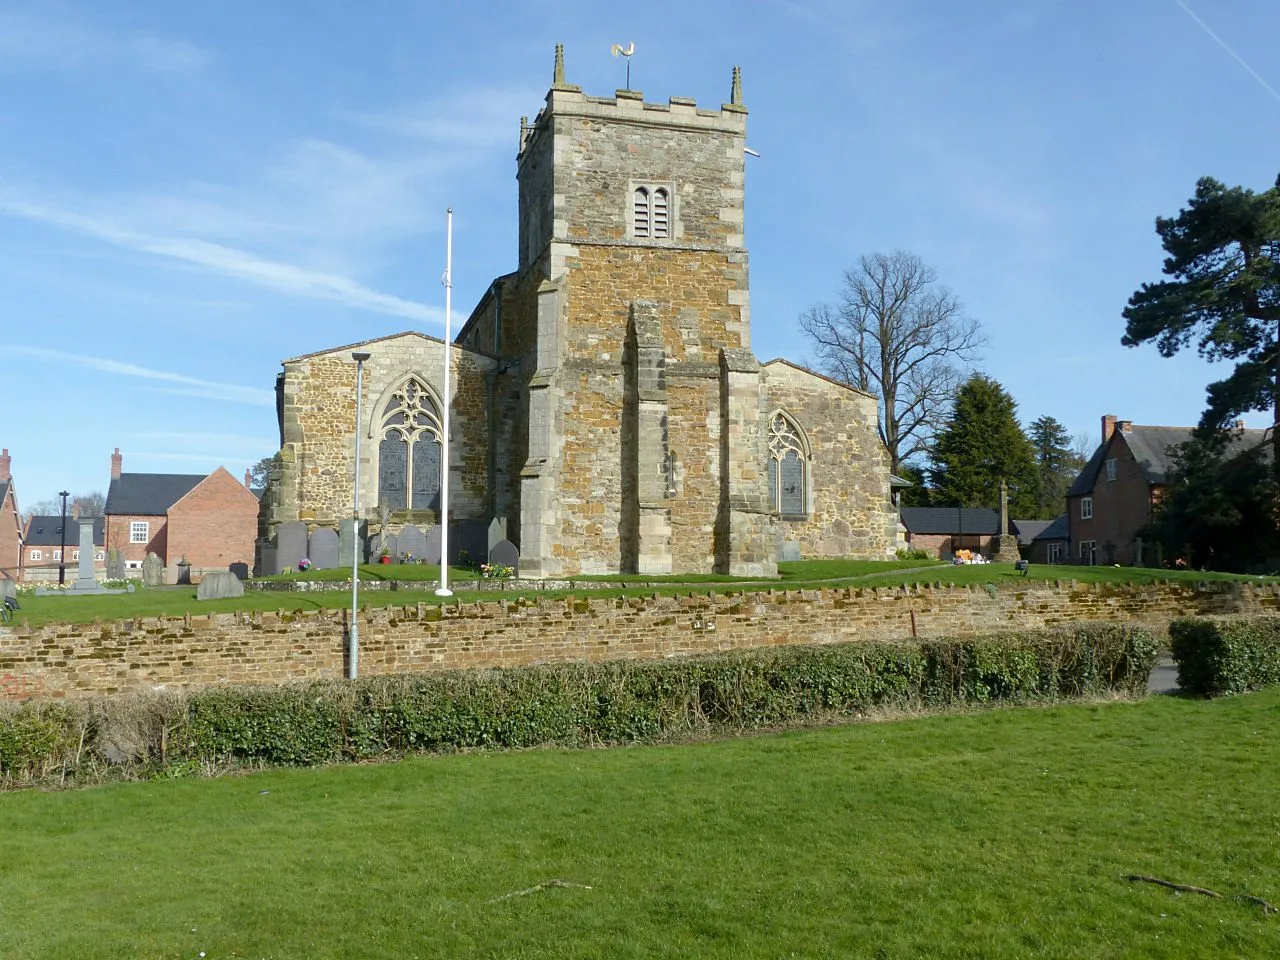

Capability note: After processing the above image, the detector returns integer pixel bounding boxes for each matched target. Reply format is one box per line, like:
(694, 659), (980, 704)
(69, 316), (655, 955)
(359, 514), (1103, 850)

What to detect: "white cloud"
(0, 9), (212, 74)
(3, 346), (274, 406)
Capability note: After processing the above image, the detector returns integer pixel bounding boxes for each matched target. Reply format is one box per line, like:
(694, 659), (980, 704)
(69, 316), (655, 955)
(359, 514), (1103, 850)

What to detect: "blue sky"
(2, 0), (1278, 508)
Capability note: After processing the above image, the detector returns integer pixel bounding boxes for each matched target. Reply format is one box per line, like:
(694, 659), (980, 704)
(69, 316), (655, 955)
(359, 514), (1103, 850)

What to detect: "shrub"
(896, 547), (934, 561)
(1169, 616), (1280, 696)
(0, 623), (1158, 787)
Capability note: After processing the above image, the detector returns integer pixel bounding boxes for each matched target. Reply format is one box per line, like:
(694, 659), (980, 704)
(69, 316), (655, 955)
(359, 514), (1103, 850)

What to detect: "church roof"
(760, 358), (876, 399)
(283, 331), (447, 364)
(106, 473), (205, 516)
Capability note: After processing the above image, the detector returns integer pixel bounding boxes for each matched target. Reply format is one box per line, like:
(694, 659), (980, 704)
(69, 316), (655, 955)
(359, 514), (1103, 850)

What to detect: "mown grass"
(7, 561), (1274, 629)
(1, 689), (1277, 958)
(255, 562), (475, 582)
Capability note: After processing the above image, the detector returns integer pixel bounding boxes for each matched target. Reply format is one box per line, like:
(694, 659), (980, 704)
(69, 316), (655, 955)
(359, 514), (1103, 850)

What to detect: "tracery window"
(377, 378), (443, 511)
(766, 412), (808, 517)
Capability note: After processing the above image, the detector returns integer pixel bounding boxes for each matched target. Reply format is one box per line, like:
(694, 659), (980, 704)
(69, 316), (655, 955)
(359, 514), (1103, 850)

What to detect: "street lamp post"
(350, 351), (372, 680)
(57, 490), (70, 585)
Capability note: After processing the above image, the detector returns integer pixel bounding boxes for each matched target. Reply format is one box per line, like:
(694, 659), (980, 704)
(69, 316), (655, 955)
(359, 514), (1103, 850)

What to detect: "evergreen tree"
(1028, 415), (1074, 519)
(930, 374), (1038, 515)
(893, 461), (932, 507)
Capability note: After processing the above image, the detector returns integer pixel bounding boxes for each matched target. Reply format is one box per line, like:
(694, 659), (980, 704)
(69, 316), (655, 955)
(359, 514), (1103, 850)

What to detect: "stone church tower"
(263, 48), (898, 577)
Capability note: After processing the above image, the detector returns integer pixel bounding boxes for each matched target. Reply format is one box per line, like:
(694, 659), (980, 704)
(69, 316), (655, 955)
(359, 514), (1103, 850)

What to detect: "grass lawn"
(2, 689), (1278, 958)
(6, 561), (1276, 629)
(255, 563), (476, 583)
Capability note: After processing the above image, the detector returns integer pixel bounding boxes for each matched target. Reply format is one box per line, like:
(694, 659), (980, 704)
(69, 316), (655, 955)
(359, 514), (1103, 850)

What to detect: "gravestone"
(423, 525), (442, 564)
(257, 540), (278, 577)
(778, 540), (801, 563)
(488, 539), (519, 576)
(487, 517), (507, 554)
(308, 527), (340, 570)
(338, 518), (365, 567)
(372, 532), (397, 562)
(229, 562), (249, 580)
(276, 521), (309, 572)
(106, 548), (125, 580)
(197, 570), (245, 600)
(398, 524), (428, 562)
(142, 552), (164, 587)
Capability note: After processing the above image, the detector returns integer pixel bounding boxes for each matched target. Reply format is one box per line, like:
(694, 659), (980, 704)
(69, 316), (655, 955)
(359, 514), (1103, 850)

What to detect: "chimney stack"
(0, 448), (9, 482)
(1117, 420), (1132, 433)
(244, 468), (252, 488)
(1101, 415), (1117, 442)
(110, 447), (122, 480)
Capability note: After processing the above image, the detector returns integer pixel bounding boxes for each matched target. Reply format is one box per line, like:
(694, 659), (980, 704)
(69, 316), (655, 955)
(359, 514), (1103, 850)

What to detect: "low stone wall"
(2, 580), (1275, 702)
(245, 577), (696, 593)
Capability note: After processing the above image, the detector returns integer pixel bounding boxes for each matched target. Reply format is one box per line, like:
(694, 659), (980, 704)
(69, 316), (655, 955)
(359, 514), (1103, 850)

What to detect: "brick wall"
(105, 513), (167, 565)
(3, 580), (1274, 702)
(166, 468), (260, 575)
(1069, 431), (1157, 566)
(0, 485), (19, 580)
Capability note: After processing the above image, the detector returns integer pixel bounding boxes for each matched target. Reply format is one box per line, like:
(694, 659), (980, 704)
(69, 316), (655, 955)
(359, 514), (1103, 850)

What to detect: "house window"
(52, 550), (61, 561)
(29, 549), (41, 561)
(96, 551), (105, 562)
(130, 522), (149, 544)
(766, 412), (809, 517)
(631, 184), (672, 239)
(1048, 543), (1065, 563)
(1079, 540), (1096, 565)
(378, 377), (443, 512)
(1080, 497), (1093, 520)
(1105, 458), (1117, 482)
(72, 550), (80, 561)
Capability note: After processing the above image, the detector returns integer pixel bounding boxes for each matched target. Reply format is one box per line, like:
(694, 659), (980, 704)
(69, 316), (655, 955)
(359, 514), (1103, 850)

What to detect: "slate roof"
(105, 473), (205, 516)
(1031, 513), (1069, 542)
(900, 507), (1006, 536)
(1067, 425), (1271, 495)
(24, 515), (105, 547)
(1011, 518), (1052, 546)
(0, 480), (11, 511)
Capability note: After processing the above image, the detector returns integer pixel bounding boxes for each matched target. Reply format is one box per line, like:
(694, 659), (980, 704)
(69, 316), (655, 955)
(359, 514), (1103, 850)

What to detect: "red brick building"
(1066, 415), (1269, 566)
(20, 515), (105, 583)
(0, 449), (21, 582)
(103, 449), (260, 581)
(899, 507), (1018, 560)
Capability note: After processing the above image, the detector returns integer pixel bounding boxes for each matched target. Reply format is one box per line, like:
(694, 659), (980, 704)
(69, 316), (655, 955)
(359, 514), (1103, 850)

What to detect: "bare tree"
(799, 251), (985, 473)
(72, 491), (105, 516)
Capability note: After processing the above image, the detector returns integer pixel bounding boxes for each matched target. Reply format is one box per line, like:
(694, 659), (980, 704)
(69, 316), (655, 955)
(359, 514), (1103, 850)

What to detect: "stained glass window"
(767, 413), (808, 517)
(377, 378), (443, 511)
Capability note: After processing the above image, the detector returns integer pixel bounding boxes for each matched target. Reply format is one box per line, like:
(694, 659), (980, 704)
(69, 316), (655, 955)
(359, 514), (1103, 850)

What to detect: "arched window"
(767, 412), (808, 517)
(633, 187), (651, 238)
(377, 378), (443, 512)
(652, 187), (669, 238)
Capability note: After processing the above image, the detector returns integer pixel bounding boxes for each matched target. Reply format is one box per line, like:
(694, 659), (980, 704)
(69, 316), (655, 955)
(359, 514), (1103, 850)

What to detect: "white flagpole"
(435, 208), (454, 597)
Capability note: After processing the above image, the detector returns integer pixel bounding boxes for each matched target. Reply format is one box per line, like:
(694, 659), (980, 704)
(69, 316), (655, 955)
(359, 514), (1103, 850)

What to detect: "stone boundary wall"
(245, 577), (697, 593)
(2, 581), (1276, 702)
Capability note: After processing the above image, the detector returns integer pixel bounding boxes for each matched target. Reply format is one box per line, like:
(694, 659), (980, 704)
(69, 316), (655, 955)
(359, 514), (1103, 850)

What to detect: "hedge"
(1169, 615), (1280, 696)
(0, 623), (1157, 787)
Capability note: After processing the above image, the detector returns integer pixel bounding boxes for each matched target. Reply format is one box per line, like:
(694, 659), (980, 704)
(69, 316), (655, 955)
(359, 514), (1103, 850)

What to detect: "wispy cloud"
(0, 8), (212, 74)
(343, 85), (539, 148)
(0, 196), (442, 323)
(1172, 0), (1280, 107)
(4, 346), (274, 406)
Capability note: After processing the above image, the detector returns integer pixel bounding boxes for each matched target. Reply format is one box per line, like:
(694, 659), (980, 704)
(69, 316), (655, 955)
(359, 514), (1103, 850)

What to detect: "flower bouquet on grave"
(480, 562), (514, 580)
(297, 558), (313, 572)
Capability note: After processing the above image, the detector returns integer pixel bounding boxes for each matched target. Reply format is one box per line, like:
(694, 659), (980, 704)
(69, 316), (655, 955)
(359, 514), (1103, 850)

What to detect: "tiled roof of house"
(1011, 518), (1052, 546)
(24, 515), (105, 546)
(105, 473), (204, 516)
(900, 507), (1006, 536)
(1031, 513), (1069, 542)
(1067, 425), (1271, 495)
(0, 480), (11, 510)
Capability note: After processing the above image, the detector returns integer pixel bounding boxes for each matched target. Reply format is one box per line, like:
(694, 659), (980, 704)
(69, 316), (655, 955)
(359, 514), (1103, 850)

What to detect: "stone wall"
(762, 360), (899, 559)
(4, 580), (1273, 702)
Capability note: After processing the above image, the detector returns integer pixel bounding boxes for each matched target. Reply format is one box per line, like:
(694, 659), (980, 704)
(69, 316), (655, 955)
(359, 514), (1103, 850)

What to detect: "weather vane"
(610, 42), (636, 90)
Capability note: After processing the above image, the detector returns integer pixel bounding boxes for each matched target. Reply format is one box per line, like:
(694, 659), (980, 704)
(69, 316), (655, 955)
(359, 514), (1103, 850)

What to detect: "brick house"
(900, 507), (1018, 560)
(104, 448), (260, 581)
(0, 448), (20, 581)
(20, 515), (104, 583)
(1066, 415), (1269, 566)
(1026, 514), (1069, 564)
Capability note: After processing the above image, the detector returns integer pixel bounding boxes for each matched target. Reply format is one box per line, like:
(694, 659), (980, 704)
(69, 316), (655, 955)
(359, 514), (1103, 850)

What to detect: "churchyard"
(1, 684), (1276, 958)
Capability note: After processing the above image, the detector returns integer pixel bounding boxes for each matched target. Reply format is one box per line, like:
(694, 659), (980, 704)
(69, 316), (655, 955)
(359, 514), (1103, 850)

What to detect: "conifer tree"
(1028, 415), (1074, 519)
(931, 374), (1037, 515)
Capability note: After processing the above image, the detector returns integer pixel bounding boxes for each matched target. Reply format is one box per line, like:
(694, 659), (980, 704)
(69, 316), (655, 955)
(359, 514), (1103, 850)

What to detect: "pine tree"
(1028, 415), (1074, 519)
(931, 374), (1038, 515)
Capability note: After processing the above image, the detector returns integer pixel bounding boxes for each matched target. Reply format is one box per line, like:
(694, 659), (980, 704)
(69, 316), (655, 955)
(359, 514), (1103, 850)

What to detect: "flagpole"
(435, 208), (453, 597)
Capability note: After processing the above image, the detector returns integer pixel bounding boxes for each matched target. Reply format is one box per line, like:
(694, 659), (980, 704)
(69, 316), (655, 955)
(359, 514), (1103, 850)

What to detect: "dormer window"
(631, 184), (672, 239)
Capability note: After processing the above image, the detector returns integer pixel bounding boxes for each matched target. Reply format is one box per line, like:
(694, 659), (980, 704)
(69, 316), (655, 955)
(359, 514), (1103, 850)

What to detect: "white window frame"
(1048, 543), (1065, 564)
(130, 521), (149, 544)
(1079, 540), (1097, 565)
(1105, 458), (1117, 482)
(95, 551), (105, 562)
(72, 550), (80, 561)
(1080, 496), (1093, 520)
(52, 550), (62, 561)
(29, 549), (41, 561)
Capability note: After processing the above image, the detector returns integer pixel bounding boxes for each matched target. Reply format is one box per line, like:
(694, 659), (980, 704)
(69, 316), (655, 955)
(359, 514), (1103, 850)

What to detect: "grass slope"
(2, 690), (1277, 958)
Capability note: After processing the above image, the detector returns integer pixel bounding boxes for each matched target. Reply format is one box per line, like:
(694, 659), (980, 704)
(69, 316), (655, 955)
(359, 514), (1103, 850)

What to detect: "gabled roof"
(760, 358), (876, 399)
(24, 515), (105, 546)
(284, 330), (446, 364)
(1068, 424), (1271, 495)
(106, 473), (204, 516)
(1011, 518), (1052, 546)
(900, 506), (1006, 536)
(1031, 513), (1069, 542)
(0, 480), (11, 511)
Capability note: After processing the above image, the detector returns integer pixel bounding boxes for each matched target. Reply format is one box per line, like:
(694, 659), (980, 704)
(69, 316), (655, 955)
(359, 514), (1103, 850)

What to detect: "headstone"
(257, 539), (278, 577)
(488, 539), (519, 576)
(308, 527), (340, 570)
(372, 532), (397, 562)
(778, 540), (801, 562)
(276, 521), (309, 572)
(398, 524), (428, 562)
(68, 518), (101, 592)
(142, 552), (164, 588)
(196, 570), (245, 600)
(229, 562), (249, 580)
(422, 525), (442, 564)
(338, 518), (366, 567)
(487, 517), (507, 554)
(455, 520), (488, 568)
(106, 548), (125, 580)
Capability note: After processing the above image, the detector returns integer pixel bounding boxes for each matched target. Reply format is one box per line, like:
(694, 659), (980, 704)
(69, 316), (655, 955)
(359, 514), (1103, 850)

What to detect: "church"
(259, 47), (898, 578)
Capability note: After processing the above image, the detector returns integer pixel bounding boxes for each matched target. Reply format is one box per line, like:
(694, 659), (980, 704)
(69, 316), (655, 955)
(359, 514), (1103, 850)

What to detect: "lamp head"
(352, 352), (371, 362)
